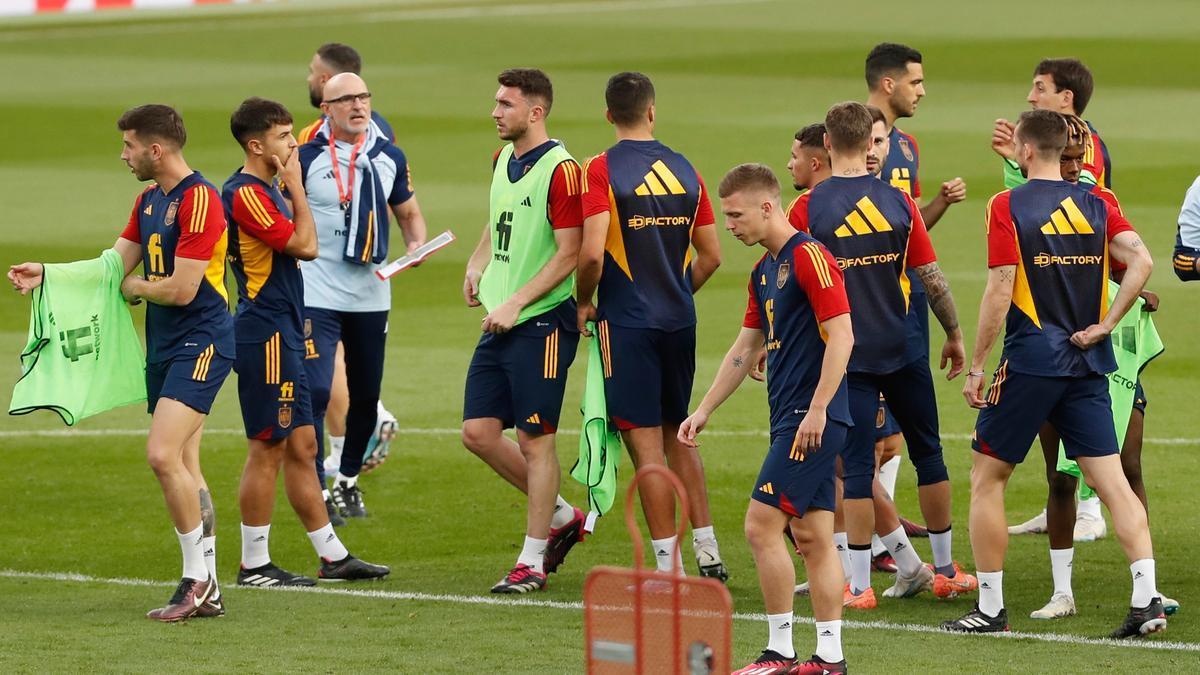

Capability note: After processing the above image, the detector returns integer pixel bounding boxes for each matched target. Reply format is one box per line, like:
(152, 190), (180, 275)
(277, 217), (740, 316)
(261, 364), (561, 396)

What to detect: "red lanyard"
(329, 132), (366, 210)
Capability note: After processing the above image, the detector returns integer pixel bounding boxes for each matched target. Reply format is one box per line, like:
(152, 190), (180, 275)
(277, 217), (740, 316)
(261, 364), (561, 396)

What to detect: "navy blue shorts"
(973, 362), (1119, 464)
(598, 321), (695, 430)
(1133, 379), (1147, 413)
(146, 346), (233, 415)
(235, 333), (315, 440)
(751, 417), (846, 517)
(463, 302), (579, 434)
(875, 397), (901, 440)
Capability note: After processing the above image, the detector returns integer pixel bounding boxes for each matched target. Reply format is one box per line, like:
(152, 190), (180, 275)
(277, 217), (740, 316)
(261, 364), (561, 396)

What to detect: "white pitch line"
(1, 569), (1195, 653)
(1, 427), (1197, 446)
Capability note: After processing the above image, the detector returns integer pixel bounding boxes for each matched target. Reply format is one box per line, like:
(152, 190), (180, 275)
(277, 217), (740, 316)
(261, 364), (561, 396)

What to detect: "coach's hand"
(463, 269), (482, 307)
(1070, 323), (1110, 349)
(481, 299), (520, 334)
(941, 333), (966, 380)
(7, 262), (43, 294)
(577, 300), (597, 336)
(677, 410), (709, 448)
(940, 177), (967, 205)
(963, 372), (988, 409)
(793, 406), (826, 455)
(749, 348), (768, 382)
(991, 119), (1016, 160)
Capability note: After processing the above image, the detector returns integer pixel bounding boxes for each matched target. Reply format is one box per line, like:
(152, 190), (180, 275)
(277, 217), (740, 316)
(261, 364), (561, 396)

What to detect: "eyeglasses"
(323, 92), (372, 106)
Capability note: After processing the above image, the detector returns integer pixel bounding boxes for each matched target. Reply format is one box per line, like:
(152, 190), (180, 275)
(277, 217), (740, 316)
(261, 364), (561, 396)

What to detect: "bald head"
(320, 73), (372, 140)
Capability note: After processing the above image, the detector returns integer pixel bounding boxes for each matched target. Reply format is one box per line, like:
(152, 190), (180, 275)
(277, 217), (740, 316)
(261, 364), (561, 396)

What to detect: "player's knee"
(145, 442), (182, 476)
(910, 448), (949, 485)
(1048, 471), (1076, 499)
(461, 421), (494, 455)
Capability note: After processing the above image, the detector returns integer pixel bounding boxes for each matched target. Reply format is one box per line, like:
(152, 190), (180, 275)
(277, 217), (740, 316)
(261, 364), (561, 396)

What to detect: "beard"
(309, 86), (323, 109)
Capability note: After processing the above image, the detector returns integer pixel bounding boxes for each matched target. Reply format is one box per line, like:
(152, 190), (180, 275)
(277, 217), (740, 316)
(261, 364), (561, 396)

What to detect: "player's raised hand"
(271, 149), (303, 194)
(941, 334), (966, 380)
(463, 269), (481, 307)
(963, 372), (988, 409)
(991, 118), (1016, 160)
(793, 407), (826, 454)
(677, 410), (708, 448)
(577, 300), (597, 336)
(749, 348), (768, 382)
(1070, 323), (1110, 349)
(8, 262), (43, 294)
(940, 177), (967, 204)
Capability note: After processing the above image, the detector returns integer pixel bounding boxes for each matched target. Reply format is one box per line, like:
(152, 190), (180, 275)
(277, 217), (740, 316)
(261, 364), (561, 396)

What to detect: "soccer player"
(944, 110), (1164, 638)
(792, 102), (973, 609)
(222, 97), (389, 586)
(9, 105), (231, 620)
(992, 58), (1112, 190)
(1175, 174), (1200, 280)
(298, 72), (427, 519)
(577, 72), (725, 579)
(1003, 115), (1174, 619)
(865, 43), (965, 553)
(681, 163), (852, 675)
(461, 68), (586, 593)
(299, 43), (398, 522)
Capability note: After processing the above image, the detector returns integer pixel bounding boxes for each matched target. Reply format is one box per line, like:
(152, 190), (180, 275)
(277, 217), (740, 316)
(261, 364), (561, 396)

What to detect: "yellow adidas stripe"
(240, 186), (274, 229)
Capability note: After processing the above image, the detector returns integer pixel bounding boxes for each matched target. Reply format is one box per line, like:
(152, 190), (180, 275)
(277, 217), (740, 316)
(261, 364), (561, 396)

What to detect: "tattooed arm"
(914, 261), (965, 379)
(678, 327), (766, 447)
(199, 488), (215, 538)
(964, 265), (1015, 408)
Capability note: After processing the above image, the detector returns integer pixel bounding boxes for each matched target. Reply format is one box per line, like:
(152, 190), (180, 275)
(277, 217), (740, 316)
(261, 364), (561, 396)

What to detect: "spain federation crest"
(898, 137), (914, 162)
(777, 262), (790, 289)
(164, 200), (179, 227)
(278, 405), (293, 429)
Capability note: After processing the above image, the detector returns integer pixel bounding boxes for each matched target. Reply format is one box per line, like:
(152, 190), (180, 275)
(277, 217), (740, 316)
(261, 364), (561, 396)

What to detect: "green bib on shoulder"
(479, 143), (575, 325)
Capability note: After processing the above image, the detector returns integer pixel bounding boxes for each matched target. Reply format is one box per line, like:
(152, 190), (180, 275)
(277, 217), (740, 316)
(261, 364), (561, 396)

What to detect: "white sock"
(978, 570), (1004, 616)
(201, 536), (217, 580)
(766, 612), (795, 659)
(880, 526), (923, 577)
(307, 523), (350, 562)
(692, 525), (715, 543)
(177, 525), (207, 581)
(1049, 547), (1074, 597)
(327, 435), (345, 467)
(240, 523), (271, 569)
(878, 456), (900, 498)
(322, 488), (331, 500)
(833, 532), (851, 580)
(929, 527), (954, 574)
(550, 495), (575, 530)
(848, 544), (872, 594)
(870, 534), (886, 557)
(1130, 558), (1157, 607)
(814, 619), (843, 663)
(650, 536), (683, 573)
(517, 536), (547, 573)
(1077, 496), (1102, 519)
(336, 472), (357, 488)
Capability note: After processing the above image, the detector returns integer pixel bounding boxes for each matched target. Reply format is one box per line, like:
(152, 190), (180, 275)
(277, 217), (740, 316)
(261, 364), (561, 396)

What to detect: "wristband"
(967, 370), (985, 377)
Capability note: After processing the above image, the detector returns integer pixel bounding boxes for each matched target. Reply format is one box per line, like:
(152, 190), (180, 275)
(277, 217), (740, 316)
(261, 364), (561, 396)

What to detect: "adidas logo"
(634, 160), (686, 196)
(894, 542), (906, 551)
(143, 203), (152, 216)
(981, 582), (992, 589)
(521, 196), (532, 207)
(1134, 571), (1144, 579)
(203, 548), (214, 556)
(778, 622), (791, 629)
(656, 548), (669, 557)
(325, 533), (336, 543)
(253, 536), (266, 542)
(833, 196), (894, 237)
(758, 482), (775, 495)
(1040, 197), (1095, 235)
(819, 629), (834, 637)
(836, 544), (846, 551)
(526, 413), (541, 425)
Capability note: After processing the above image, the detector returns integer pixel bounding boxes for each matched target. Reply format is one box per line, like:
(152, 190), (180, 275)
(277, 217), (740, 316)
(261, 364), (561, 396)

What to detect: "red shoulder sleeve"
(985, 191), (1018, 267)
(582, 153), (611, 219)
(232, 183), (296, 253)
(743, 275), (763, 329)
(787, 193), (810, 233)
(794, 240), (851, 321)
(1105, 199), (1134, 241)
(547, 159), (583, 230)
(175, 185), (227, 260)
(694, 173), (715, 227)
(903, 192), (937, 268)
(491, 146), (503, 171)
(120, 189), (148, 242)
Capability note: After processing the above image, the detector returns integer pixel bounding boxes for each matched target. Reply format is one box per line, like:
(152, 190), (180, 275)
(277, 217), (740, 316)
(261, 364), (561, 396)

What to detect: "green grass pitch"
(0, 0), (1198, 671)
